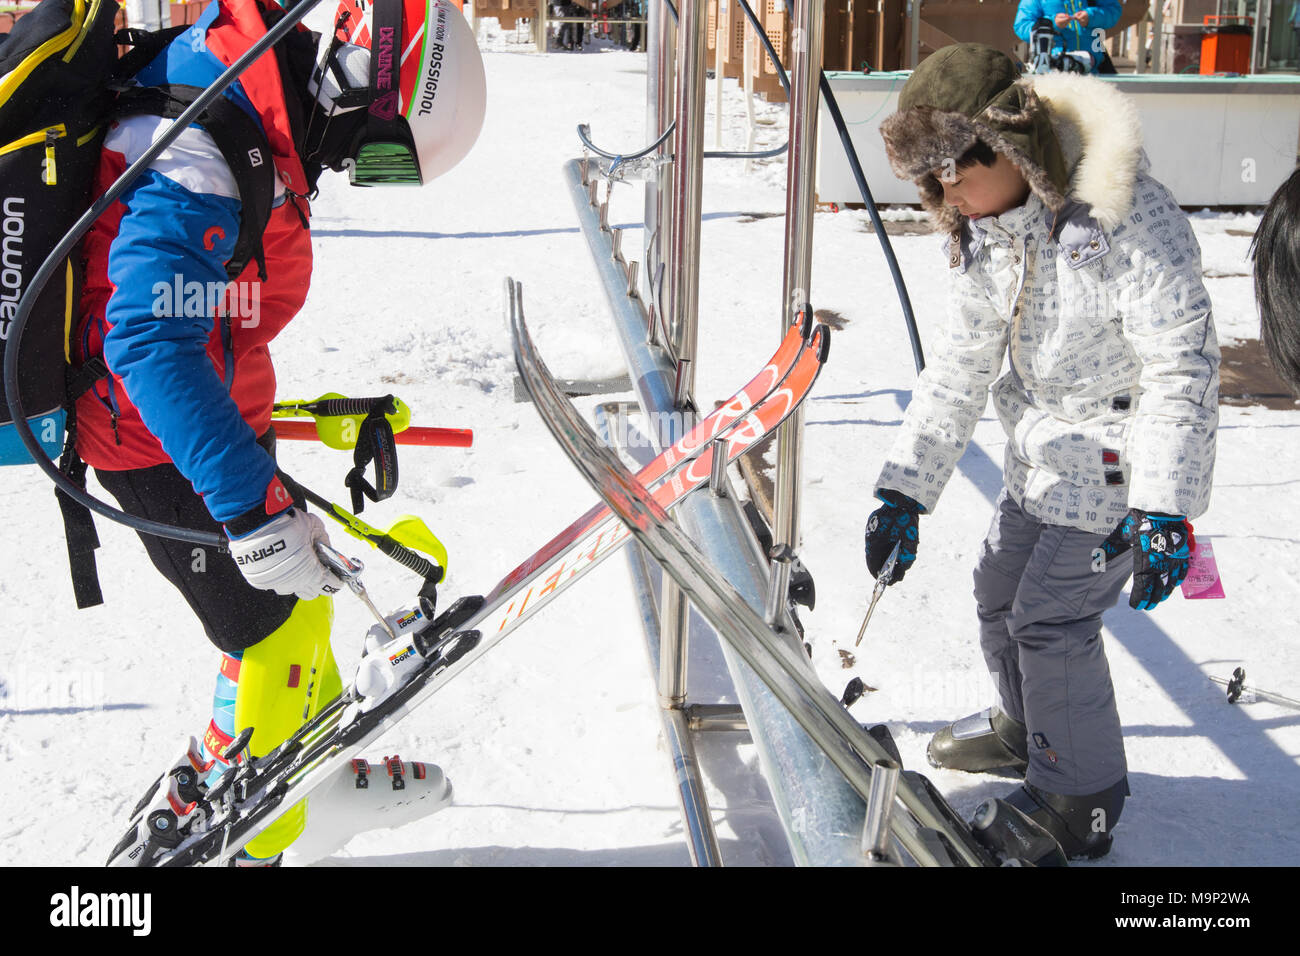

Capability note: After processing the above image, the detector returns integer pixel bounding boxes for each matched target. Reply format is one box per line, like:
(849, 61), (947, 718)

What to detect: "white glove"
(230, 508), (340, 601)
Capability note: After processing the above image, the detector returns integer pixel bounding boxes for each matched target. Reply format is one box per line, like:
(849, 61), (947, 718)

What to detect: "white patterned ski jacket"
(875, 73), (1219, 534)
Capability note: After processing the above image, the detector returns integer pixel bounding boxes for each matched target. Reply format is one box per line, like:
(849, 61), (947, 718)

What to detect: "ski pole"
(274, 473), (447, 600)
(273, 419), (473, 447)
(294, 482), (446, 602)
(855, 542), (901, 647)
(273, 393), (474, 449)
(1212, 668), (1300, 711)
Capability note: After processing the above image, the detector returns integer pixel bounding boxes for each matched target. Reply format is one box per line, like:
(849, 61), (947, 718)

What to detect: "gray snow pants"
(973, 489), (1132, 795)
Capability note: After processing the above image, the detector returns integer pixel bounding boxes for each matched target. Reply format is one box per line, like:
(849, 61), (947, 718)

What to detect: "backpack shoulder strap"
(111, 25), (192, 81)
(114, 83), (276, 281)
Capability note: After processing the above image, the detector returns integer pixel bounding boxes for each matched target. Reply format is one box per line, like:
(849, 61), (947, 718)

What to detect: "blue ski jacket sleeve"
(102, 167), (276, 524)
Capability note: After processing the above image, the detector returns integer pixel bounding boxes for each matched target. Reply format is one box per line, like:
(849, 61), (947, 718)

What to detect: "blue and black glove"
(864, 490), (923, 584)
(1100, 509), (1195, 611)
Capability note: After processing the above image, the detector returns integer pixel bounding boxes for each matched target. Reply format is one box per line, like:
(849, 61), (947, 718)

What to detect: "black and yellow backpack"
(0, 0), (122, 465)
(0, 0), (278, 469)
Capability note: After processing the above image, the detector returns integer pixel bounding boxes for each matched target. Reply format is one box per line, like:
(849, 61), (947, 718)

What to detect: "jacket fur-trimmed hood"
(1029, 71), (1144, 231)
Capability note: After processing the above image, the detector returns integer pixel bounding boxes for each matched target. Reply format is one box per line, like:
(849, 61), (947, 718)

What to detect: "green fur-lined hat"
(880, 44), (1069, 232)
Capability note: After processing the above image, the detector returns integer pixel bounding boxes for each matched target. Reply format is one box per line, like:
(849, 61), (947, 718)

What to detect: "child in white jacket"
(866, 44), (1219, 859)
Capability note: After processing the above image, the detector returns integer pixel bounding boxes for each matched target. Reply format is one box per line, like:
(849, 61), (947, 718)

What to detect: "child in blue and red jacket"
(81, 0), (484, 865)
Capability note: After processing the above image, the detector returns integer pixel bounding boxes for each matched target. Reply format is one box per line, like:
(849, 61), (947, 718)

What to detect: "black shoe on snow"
(927, 707), (1028, 774)
(1004, 778), (1129, 861)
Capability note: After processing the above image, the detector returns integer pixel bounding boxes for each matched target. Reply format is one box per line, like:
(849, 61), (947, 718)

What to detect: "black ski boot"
(1004, 777), (1129, 860)
(927, 707), (1028, 774)
(970, 795), (1068, 867)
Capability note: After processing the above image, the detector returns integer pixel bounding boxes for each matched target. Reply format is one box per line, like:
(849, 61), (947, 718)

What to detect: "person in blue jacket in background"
(1014, 0), (1123, 73)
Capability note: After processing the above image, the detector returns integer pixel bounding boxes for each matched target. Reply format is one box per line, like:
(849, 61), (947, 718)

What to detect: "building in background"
(837, 0), (1282, 74)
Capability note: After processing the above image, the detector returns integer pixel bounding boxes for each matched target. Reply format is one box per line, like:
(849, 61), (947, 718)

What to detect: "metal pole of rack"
(657, 0), (709, 710)
(667, 0), (708, 406)
(645, 0), (675, 348)
(772, 0), (824, 562)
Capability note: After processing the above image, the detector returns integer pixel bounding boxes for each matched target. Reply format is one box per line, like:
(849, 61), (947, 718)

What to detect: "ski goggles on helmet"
(350, 136), (422, 186)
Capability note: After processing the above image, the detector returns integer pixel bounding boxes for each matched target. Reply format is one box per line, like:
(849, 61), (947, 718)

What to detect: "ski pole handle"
(373, 531), (444, 585)
(301, 397), (388, 417)
(273, 419), (473, 447)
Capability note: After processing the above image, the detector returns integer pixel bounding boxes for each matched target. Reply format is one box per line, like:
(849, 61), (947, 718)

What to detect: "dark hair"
(956, 139), (998, 170)
(1251, 167), (1300, 397)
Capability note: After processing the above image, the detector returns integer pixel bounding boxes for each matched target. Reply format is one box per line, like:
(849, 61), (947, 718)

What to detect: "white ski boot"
(284, 754), (453, 864)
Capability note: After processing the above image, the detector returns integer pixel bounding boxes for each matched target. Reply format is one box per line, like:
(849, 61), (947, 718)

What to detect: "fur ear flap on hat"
(879, 106), (980, 184)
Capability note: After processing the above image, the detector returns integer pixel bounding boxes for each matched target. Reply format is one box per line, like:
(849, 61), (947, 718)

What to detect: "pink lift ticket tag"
(1181, 537), (1225, 600)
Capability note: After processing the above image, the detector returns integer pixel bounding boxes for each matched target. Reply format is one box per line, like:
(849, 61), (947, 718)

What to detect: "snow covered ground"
(1, 16), (1297, 867)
